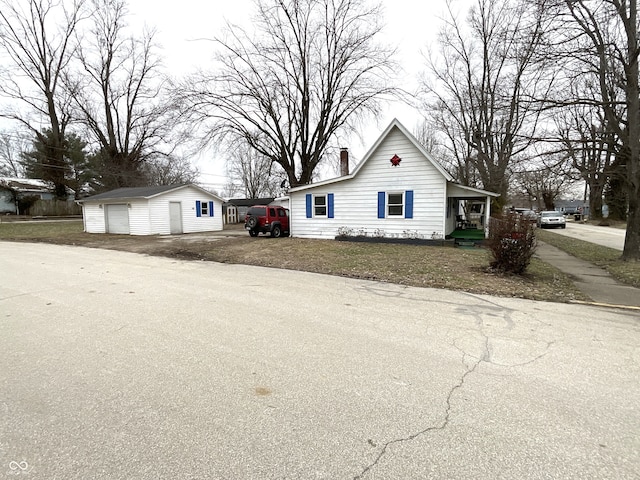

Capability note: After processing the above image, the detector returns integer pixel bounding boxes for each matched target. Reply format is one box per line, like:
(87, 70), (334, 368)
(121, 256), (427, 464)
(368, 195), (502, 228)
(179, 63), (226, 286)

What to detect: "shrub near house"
(487, 211), (537, 274)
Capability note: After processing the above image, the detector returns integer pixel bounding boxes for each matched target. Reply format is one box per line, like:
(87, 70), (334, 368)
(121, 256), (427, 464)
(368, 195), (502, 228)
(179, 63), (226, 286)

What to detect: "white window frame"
(314, 194), (327, 217)
(387, 192), (404, 216)
(200, 201), (209, 216)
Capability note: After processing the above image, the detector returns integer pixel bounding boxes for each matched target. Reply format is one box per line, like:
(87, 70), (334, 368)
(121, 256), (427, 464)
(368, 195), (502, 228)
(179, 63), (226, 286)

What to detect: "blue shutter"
(405, 190), (414, 219)
(208, 201), (214, 217)
(377, 192), (385, 218)
(306, 194), (312, 218)
(328, 193), (334, 218)
(196, 200), (202, 217)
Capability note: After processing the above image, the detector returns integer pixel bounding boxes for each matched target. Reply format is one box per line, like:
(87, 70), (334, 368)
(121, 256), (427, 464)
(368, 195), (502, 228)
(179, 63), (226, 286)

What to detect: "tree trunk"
(625, 193), (640, 259)
(622, 0), (640, 260)
(588, 182), (604, 220)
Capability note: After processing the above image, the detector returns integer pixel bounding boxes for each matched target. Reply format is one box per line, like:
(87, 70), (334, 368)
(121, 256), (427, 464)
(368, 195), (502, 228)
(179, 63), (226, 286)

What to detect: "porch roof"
(447, 183), (500, 198)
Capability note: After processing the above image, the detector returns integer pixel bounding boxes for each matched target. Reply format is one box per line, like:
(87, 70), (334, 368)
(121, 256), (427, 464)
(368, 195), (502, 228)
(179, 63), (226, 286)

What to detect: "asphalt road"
(1, 242), (639, 479)
(544, 222), (626, 250)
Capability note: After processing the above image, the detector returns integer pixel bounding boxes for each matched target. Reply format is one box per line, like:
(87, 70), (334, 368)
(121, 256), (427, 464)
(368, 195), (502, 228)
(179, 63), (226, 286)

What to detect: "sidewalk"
(535, 242), (640, 310)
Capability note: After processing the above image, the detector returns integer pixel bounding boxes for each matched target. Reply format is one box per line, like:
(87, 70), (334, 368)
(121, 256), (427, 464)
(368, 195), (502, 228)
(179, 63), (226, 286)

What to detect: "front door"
(169, 202), (182, 234)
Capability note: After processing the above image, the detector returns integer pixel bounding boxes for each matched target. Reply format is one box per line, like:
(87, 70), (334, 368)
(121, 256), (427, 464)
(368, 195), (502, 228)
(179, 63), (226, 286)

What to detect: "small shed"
(226, 197), (276, 222)
(78, 184), (224, 235)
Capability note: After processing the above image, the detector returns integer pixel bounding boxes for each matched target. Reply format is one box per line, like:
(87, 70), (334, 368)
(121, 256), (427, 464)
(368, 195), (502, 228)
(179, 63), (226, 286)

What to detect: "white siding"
(148, 187), (223, 234)
(290, 126), (447, 240)
(83, 204), (106, 233)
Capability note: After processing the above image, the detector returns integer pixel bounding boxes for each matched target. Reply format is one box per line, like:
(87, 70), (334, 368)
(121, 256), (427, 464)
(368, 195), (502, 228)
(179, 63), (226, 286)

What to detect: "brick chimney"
(340, 148), (349, 176)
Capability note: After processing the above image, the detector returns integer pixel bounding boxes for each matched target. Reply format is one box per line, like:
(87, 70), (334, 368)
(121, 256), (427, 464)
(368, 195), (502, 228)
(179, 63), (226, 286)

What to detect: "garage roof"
(78, 184), (223, 203)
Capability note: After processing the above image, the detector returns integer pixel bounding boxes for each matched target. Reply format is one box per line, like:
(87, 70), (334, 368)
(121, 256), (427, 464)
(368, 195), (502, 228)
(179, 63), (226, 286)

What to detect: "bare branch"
(174, 0), (399, 187)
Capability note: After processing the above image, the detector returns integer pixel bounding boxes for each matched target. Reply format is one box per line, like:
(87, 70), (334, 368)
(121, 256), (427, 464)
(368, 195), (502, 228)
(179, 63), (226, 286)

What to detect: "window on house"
(387, 193), (404, 216)
(200, 201), (209, 216)
(314, 195), (327, 216)
(470, 202), (483, 214)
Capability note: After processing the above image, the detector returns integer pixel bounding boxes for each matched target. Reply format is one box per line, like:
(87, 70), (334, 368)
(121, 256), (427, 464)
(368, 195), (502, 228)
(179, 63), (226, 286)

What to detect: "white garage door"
(106, 204), (130, 234)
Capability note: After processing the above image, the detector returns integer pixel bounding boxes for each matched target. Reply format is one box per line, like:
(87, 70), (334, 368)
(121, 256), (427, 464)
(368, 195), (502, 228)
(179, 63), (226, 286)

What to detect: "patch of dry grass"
(0, 220), (588, 302)
(193, 237), (586, 302)
(536, 229), (640, 288)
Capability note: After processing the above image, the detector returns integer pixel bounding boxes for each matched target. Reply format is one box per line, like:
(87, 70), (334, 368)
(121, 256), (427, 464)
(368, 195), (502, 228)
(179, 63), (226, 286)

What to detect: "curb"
(569, 300), (640, 312)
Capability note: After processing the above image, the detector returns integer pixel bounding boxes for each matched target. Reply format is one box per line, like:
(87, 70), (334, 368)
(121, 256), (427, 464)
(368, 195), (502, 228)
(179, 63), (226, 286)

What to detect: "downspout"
(76, 200), (86, 232)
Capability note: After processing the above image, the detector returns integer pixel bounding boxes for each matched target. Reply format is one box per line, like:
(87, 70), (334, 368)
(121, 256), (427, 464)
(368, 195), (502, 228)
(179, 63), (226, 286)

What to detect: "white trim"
(448, 182), (500, 198)
(387, 192), (404, 217)
(313, 194), (328, 218)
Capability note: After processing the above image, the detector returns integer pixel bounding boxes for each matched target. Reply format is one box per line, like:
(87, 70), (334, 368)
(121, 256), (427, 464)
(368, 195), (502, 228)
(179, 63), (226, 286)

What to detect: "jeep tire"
(247, 216), (258, 228)
(271, 225), (282, 238)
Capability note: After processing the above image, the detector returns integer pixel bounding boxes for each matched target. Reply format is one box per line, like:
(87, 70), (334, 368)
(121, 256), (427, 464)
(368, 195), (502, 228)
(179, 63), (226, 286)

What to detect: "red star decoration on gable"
(390, 154), (402, 166)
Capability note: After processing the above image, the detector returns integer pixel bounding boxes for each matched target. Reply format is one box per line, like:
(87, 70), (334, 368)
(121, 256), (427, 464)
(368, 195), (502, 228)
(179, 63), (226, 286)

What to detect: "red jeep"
(244, 205), (290, 237)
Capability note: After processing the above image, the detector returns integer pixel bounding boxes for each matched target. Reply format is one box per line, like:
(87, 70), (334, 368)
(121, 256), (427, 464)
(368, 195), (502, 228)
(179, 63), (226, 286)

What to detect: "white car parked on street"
(537, 210), (567, 229)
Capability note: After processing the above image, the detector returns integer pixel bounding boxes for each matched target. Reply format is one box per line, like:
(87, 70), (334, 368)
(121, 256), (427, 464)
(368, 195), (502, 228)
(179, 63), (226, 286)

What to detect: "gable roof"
(288, 118), (454, 193)
(78, 184), (223, 203)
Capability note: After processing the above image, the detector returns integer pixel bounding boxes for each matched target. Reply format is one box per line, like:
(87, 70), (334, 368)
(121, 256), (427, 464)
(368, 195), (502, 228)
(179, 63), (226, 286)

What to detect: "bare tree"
(141, 156), (199, 186)
(0, 0), (86, 197)
(227, 142), (285, 198)
(413, 120), (446, 157)
(511, 155), (579, 210)
(423, 0), (552, 210)
(554, 91), (617, 220)
(68, 0), (179, 190)
(0, 131), (28, 177)
(553, 0), (640, 259)
(413, 117), (482, 188)
(176, 0), (398, 188)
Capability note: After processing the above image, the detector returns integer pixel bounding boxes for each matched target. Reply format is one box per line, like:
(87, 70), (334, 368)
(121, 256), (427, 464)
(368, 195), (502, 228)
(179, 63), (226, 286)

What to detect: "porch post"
(484, 196), (491, 238)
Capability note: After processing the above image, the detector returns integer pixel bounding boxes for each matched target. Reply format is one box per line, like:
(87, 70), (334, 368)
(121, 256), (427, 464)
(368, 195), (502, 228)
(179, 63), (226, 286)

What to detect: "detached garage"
(78, 184), (224, 235)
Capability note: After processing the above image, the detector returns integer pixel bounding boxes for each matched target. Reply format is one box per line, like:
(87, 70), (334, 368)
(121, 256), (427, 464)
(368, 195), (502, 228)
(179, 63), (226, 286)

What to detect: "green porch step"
(448, 229), (485, 248)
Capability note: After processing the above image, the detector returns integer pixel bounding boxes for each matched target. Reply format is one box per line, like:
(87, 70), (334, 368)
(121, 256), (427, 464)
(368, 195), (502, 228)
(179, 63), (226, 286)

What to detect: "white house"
(78, 184), (224, 235)
(288, 119), (499, 240)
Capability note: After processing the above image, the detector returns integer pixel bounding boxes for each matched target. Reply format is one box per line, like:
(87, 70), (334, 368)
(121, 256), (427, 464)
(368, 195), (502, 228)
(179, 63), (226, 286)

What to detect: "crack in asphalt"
(353, 343), (487, 480)
(351, 285), (564, 479)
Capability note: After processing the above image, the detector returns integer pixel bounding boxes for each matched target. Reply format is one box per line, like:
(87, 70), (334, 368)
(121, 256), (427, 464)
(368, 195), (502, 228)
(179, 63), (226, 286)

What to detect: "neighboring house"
(554, 199), (589, 217)
(78, 184), (224, 235)
(0, 177), (73, 214)
(287, 119), (499, 240)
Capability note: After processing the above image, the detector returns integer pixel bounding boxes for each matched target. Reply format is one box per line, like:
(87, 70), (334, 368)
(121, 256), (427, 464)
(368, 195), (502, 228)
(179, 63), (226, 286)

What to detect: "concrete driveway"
(1, 242), (639, 479)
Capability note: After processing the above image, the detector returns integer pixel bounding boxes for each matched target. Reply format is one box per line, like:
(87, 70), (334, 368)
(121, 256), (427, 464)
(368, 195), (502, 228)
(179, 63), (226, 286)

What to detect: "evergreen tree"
(22, 130), (95, 198)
